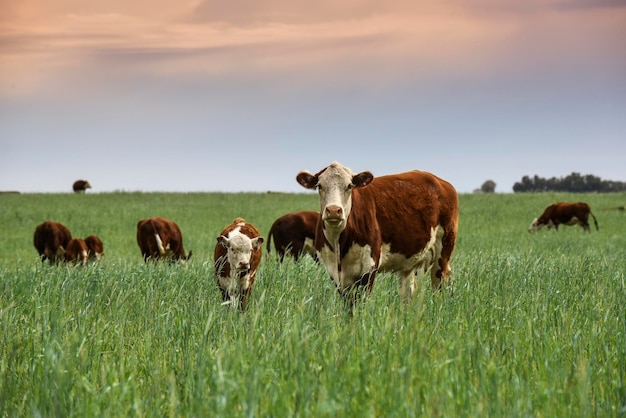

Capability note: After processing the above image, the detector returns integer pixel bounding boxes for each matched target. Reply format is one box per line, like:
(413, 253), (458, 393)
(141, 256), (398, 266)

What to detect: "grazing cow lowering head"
(65, 238), (89, 265)
(528, 202), (599, 233)
(214, 218), (264, 310)
(136, 217), (192, 262)
(33, 221), (72, 264)
(297, 161), (458, 309)
(84, 235), (104, 261)
(73, 180), (92, 193)
(266, 211), (319, 262)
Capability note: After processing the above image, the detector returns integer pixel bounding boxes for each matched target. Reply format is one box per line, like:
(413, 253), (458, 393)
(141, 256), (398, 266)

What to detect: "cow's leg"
(398, 270), (416, 301)
(432, 228), (455, 295)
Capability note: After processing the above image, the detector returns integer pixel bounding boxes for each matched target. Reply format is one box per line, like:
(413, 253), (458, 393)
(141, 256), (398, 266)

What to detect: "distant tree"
(481, 180), (496, 193)
(513, 172), (626, 192)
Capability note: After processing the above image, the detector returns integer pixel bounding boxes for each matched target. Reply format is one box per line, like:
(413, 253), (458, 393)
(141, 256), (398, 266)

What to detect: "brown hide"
(533, 202), (599, 232)
(266, 211), (319, 261)
(65, 238), (89, 264)
(73, 180), (91, 193)
(214, 218), (264, 310)
(136, 217), (191, 261)
(33, 221), (72, 263)
(84, 235), (104, 261)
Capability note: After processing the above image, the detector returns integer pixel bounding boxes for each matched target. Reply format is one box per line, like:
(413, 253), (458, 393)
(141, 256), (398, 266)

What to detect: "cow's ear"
(217, 236), (229, 248)
(352, 171), (374, 188)
(251, 237), (264, 250)
(296, 171), (318, 189)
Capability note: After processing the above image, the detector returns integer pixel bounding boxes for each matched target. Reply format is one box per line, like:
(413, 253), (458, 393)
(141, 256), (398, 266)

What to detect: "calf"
(266, 210), (319, 261)
(297, 161), (458, 308)
(214, 218), (264, 310)
(33, 221), (72, 263)
(65, 238), (89, 265)
(84, 235), (104, 261)
(136, 217), (192, 261)
(528, 202), (599, 232)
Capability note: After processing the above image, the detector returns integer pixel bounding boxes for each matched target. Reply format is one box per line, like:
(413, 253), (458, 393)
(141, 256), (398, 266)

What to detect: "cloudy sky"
(1, 0), (624, 193)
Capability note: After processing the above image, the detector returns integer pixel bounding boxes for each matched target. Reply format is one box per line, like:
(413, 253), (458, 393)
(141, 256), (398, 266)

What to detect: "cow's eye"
(346, 184), (354, 191)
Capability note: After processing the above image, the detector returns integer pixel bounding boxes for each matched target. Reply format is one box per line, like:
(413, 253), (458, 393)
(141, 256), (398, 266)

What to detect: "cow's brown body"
(528, 202), (599, 232)
(33, 221), (72, 263)
(136, 217), (192, 261)
(214, 218), (264, 310)
(266, 211), (319, 261)
(65, 238), (89, 264)
(72, 180), (91, 193)
(84, 235), (104, 261)
(297, 161), (458, 307)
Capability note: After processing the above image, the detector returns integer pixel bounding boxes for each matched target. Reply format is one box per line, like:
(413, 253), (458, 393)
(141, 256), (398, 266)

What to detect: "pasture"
(1, 191), (625, 417)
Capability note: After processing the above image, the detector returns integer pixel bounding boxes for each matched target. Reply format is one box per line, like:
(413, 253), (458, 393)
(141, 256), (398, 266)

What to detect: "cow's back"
(34, 221), (72, 262)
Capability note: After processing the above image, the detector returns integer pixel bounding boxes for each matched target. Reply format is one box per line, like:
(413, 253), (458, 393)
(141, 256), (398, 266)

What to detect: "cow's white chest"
(319, 243), (376, 291)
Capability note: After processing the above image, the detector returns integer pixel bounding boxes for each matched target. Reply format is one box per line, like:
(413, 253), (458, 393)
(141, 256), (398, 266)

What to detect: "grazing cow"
(84, 235), (104, 261)
(33, 221), (72, 263)
(528, 202), (599, 233)
(65, 238), (89, 265)
(214, 218), (264, 310)
(136, 217), (192, 262)
(266, 211), (319, 262)
(73, 180), (92, 193)
(296, 161), (459, 307)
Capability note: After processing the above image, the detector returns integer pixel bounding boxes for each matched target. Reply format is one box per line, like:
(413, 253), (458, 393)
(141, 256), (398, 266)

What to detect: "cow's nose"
(325, 205), (343, 219)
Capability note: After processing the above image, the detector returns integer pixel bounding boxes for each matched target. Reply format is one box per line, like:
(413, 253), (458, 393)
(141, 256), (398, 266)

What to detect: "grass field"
(1, 191), (625, 417)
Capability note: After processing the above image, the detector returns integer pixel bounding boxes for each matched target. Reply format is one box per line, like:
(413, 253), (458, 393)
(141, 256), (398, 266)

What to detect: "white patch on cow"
(564, 216), (580, 226)
(528, 218), (543, 232)
(303, 237), (315, 257)
(319, 241), (376, 291)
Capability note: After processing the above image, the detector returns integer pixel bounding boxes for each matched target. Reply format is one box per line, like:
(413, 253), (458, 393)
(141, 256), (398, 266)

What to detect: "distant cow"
(528, 202), (599, 233)
(136, 217), (192, 262)
(214, 218), (264, 310)
(65, 238), (89, 265)
(73, 180), (92, 193)
(33, 221), (72, 263)
(84, 235), (104, 261)
(297, 161), (459, 307)
(266, 211), (319, 262)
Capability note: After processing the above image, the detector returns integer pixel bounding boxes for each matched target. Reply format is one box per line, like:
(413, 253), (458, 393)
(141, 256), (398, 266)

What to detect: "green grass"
(1, 191), (625, 417)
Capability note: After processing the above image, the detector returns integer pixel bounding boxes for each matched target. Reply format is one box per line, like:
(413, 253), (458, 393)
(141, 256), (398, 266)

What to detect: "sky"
(1, 0), (625, 194)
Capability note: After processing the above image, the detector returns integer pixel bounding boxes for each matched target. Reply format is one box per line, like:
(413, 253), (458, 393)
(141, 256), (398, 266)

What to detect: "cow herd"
(35, 161), (600, 311)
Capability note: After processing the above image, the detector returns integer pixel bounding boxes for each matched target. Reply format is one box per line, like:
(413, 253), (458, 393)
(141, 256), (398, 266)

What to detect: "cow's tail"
(155, 233), (166, 256)
(266, 228), (273, 254)
(590, 211), (599, 231)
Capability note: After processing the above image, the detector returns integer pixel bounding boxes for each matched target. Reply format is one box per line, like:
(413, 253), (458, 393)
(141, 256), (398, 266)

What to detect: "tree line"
(513, 172), (626, 193)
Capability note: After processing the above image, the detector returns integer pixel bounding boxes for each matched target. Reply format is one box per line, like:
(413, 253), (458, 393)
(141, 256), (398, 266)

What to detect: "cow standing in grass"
(214, 218), (264, 310)
(528, 202), (599, 233)
(266, 211), (319, 262)
(136, 217), (192, 262)
(297, 161), (459, 308)
(33, 221), (72, 264)
(65, 238), (89, 265)
(85, 235), (104, 261)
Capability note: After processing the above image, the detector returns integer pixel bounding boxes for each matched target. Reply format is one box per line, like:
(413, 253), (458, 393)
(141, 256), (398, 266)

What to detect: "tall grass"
(1, 192), (625, 416)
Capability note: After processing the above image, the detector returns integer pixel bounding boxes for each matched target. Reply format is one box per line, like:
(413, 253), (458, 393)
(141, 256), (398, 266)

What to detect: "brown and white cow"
(73, 180), (92, 193)
(297, 161), (459, 307)
(266, 210), (319, 262)
(84, 235), (104, 261)
(214, 218), (264, 310)
(528, 202), (599, 233)
(33, 221), (72, 263)
(65, 238), (89, 265)
(136, 217), (192, 262)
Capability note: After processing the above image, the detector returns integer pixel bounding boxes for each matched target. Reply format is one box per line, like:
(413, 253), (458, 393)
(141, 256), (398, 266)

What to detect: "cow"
(84, 234), (104, 261)
(136, 217), (192, 262)
(296, 161), (459, 308)
(33, 221), (72, 264)
(65, 238), (89, 265)
(73, 180), (92, 193)
(266, 211), (319, 262)
(214, 218), (264, 310)
(528, 202), (599, 233)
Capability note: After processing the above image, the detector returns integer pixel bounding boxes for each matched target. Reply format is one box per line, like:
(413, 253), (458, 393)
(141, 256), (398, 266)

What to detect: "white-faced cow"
(84, 234), (104, 262)
(73, 180), (92, 193)
(528, 202), (599, 233)
(296, 161), (459, 307)
(214, 218), (264, 310)
(136, 217), (192, 262)
(33, 221), (72, 263)
(266, 211), (319, 262)
(65, 238), (89, 265)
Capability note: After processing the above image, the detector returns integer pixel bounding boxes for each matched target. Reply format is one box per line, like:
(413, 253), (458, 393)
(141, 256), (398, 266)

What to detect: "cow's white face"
(297, 161), (373, 240)
(218, 231), (263, 275)
(528, 218), (541, 232)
